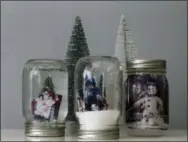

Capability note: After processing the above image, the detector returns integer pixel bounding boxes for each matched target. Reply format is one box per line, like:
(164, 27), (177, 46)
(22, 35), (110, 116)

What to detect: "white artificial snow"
(76, 110), (120, 130)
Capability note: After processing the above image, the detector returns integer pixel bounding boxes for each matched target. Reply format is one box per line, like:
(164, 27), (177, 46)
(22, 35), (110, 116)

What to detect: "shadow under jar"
(125, 59), (169, 136)
(22, 59), (68, 137)
(74, 56), (121, 140)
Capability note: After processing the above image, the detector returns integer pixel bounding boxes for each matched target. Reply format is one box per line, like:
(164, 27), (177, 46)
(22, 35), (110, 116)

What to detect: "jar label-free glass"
(125, 74), (169, 129)
(31, 76), (62, 122)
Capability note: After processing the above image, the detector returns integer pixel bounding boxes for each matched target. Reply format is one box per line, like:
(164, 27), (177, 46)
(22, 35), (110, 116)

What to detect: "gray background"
(1, 1), (187, 129)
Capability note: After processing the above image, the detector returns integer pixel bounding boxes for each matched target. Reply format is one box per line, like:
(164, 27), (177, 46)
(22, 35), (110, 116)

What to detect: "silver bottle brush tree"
(114, 14), (137, 73)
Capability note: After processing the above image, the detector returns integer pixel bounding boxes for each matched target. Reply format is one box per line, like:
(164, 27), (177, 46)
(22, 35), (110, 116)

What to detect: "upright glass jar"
(125, 59), (169, 136)
(74, 56), (121, 140)
(22, 59), (68, 137)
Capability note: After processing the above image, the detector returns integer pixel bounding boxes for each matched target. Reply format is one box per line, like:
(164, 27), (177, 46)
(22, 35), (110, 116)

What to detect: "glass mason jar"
(74, 56), (121, 140)
(22, 59), (68, 137)
(125, 59), (169, 136)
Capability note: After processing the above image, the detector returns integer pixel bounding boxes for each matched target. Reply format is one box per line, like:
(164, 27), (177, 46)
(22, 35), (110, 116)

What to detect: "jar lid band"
(127, 59), (166, 69)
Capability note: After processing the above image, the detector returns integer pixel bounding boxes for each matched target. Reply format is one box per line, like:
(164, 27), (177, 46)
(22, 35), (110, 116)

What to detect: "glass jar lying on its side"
(74, 56), (122, 140)
(22, 59), (68, 137)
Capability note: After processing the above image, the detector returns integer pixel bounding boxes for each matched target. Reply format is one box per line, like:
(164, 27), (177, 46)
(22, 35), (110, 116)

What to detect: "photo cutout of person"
(77, 73), (108, 112)
(33, 94), (44, 118)
(84, 78), (101, 111)
(130, 81), (147, 112)
(32, 91), (62, 122)
(132, 82), (143, 99)
(31, 76), (63, 122)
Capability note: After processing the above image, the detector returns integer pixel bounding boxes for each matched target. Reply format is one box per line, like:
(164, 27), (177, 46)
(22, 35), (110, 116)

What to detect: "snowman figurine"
(133, 82), (164, 127)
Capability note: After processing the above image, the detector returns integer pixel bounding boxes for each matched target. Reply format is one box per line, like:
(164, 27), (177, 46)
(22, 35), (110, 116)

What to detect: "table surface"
(1, 129), (187, 141)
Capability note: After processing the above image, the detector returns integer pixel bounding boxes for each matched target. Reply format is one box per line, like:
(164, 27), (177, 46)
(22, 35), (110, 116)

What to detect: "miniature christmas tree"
(42, 76), (55, 94)
(114, 14), (137, 71)
(123, 16), (137, 62)
(66, 16), (90, 121)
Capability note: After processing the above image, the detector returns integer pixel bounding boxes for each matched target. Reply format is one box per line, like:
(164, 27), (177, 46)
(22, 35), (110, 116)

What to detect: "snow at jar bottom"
(76, 110), (120, 130)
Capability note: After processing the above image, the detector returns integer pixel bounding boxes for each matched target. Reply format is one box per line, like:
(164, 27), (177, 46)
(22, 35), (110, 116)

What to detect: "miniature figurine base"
(25, 122), (65, 137)
(77, 127), (119, 140)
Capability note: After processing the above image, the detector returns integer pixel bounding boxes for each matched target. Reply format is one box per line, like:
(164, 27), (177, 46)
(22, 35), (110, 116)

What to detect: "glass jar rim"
(24, 59), (66, 71)
(26, 59), (64, 63)
(78, 55), (119, 62)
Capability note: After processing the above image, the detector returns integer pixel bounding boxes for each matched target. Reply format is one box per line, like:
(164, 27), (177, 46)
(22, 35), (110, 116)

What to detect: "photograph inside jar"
(29, 71), (68, 124)
(31, 76), (62, 122)
(77, 69), (108, 112)
(125, 59), (169, 136)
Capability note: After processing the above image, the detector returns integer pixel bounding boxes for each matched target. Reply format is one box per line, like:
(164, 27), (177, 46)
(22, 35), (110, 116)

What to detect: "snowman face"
(147, 85), (157, 95)
(132, 83), (142, 95)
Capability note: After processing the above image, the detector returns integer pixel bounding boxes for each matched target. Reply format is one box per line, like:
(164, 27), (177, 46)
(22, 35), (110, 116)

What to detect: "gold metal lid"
(77, 127), (119, 140)
(127, 59), (166, 69)
(25, 122), (65, 137)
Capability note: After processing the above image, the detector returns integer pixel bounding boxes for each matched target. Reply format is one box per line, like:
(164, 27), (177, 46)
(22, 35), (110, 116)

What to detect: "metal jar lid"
(126, 59), (166, 73)
(25, 122), (65, 137)
(77, 127), (119, 140)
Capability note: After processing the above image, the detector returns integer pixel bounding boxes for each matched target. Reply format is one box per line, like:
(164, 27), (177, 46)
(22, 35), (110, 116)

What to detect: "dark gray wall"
(1, 1), (187, 129)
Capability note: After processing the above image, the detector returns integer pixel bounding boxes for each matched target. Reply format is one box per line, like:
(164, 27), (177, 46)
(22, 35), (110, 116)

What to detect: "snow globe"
(125, 59), (169, 136)
(74, 56), (121, 140)
(22, 59), (68, 137)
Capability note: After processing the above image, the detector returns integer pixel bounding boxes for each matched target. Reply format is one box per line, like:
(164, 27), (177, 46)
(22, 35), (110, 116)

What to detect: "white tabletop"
(1, 129), (187, 141)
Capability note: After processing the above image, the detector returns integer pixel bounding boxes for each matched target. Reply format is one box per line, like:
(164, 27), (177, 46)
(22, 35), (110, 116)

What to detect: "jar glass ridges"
(22, 59), (68, 137)
(125, 59), (169, 136)
(74, 56), (121, 140)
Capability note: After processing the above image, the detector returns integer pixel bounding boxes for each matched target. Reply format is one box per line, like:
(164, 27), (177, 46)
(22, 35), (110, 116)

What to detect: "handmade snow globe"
(74, 56), (121, 140)
(125, 59), (169, 136)
(22, 59), (68, 137)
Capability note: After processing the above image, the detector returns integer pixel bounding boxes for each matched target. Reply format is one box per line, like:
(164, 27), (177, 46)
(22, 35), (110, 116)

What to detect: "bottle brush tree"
(66, 16), (90, 121)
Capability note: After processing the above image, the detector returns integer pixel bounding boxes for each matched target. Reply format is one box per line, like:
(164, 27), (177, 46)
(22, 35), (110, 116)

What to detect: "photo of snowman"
(132, 81), (164, 127)
(31, 76), (62, 122)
